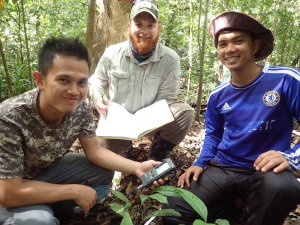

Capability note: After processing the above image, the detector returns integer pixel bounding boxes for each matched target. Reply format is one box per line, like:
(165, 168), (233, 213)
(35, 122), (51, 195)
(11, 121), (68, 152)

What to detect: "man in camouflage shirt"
(0, 37), (163, 225)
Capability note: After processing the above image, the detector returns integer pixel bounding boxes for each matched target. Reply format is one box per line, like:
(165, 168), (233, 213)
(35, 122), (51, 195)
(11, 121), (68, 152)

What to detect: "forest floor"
(63, 116), (300, 225)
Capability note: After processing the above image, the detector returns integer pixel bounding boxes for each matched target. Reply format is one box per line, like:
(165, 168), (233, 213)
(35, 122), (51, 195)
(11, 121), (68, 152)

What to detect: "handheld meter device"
(141, 158), (176, 188)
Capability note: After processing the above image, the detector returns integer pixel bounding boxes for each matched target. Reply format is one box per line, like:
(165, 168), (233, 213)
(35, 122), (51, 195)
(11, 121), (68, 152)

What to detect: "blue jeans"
(1, 153), (114, 225)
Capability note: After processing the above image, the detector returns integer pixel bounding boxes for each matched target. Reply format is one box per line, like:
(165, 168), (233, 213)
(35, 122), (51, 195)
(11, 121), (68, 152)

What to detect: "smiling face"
(128, 12), (161, 54)
(33, 55), (90, 125)
(217, 30), (261, 72)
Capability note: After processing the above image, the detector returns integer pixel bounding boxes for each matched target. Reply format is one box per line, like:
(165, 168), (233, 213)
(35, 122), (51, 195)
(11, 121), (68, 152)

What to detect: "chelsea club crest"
(263, 90), (280, 106)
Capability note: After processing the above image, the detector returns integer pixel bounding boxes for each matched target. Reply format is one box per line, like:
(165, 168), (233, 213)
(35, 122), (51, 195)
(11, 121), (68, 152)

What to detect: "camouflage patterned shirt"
(0, 89), (96, 179)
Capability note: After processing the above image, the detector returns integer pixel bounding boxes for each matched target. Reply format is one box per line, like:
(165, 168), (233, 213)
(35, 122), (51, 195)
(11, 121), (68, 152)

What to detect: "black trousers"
(163, 160), (300, 225)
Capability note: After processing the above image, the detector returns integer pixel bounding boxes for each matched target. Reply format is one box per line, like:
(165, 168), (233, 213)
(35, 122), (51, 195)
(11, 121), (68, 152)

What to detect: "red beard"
(129, 33), (159, 54)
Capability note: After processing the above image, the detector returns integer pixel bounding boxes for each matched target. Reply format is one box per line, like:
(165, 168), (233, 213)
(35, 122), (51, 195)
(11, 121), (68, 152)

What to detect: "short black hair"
(38, 37), (91, 75)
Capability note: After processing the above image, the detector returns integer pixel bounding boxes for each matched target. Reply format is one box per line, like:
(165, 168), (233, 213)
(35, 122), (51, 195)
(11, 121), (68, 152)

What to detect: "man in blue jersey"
(163, 11), (300, 225)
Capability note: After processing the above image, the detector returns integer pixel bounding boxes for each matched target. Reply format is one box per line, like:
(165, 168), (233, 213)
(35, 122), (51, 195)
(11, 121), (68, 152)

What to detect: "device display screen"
(156, 162), (170, 174)
(141, 158), (176, 188)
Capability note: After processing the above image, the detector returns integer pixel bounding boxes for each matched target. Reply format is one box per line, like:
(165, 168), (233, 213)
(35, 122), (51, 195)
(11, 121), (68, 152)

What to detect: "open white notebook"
(96, 99), (174, 140)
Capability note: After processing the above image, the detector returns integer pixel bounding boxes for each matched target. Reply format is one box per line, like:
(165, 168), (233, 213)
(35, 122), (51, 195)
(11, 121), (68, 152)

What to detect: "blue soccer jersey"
(193, 64), (300, 170)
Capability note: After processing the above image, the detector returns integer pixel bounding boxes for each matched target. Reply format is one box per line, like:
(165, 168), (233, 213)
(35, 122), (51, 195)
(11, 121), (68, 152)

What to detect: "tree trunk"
(0, 39), (14, 97)
(20, 0), (33, 88)
(86, 0), (132, 72)
(195, 0), (209, 121)
(16, 3), (24, 64)
(186, 0), (193, 96)
(291, 54), (300, 67)
(0, 0), (3, 10)
(163, 10), (176, 48)
(216, 59), (224, 84)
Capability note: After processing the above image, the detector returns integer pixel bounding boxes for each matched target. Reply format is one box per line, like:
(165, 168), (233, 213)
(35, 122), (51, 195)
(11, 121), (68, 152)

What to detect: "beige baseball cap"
(131, 0), (159, 21)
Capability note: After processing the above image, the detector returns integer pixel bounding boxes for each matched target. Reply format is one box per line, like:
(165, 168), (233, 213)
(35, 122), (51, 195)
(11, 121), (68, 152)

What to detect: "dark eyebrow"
(56, 74), (89, 82)
(56, 74), (71, 79)
(218, 40), (227, 45)
(234, 34), (247, 39)
(218, 34), (247, 43)
(79, 78), (89, 82)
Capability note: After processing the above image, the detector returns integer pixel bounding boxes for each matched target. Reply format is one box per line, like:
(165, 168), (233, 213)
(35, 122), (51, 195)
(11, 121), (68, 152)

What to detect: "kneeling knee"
(258, 171), (295, 194)
(9, 205), (59, 225)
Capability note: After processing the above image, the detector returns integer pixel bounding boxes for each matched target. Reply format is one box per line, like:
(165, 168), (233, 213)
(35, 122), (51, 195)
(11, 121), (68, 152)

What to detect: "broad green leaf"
(215, 219), (230, 225)
(111, 190), (131, 206)
(148, 193), (168, 204)
(154, 186), (182, 197)
(192, 219), (207, 225)
(140, 194), (149, 205)
(120, 212), (133, 225)
(109, 203), (128, 217)
(176, 188), (208, 222)
(154, 186), (208, 221)
(144, 209), (181, 220)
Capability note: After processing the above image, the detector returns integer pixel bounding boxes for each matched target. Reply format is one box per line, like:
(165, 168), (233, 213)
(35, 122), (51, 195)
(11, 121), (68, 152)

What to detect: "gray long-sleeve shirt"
(89, 41), (180, 114)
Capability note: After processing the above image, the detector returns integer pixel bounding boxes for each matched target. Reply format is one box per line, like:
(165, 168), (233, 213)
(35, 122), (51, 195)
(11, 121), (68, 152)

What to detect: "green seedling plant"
(154, 186), (230, 225)
(109, 186), (230, 225)
(109, 188), (181, 225)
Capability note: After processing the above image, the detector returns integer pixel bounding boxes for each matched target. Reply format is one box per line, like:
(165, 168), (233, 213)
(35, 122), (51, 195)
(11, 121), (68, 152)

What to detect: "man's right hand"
(0, 178), (98, 210)
(177, 166), (203, 188)
(74, 185), (98, 212)
(95, 96), (110, 114)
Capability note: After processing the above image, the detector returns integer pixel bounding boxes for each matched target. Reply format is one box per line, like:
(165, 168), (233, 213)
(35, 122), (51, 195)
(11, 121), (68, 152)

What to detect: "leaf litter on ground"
(64, 119), (300, 225)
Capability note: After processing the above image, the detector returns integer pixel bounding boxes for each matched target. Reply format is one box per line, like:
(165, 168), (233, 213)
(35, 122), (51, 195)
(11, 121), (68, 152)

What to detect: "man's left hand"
(254, 150), (290, 173)
(135, 160), (165, 188)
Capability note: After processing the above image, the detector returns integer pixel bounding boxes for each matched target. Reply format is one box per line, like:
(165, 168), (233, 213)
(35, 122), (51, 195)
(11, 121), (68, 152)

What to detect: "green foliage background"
(1, 0), (299, 102)
(0, 0), (88, 100)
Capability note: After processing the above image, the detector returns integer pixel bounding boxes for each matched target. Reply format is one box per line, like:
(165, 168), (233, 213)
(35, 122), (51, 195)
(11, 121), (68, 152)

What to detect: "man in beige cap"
(89, 0), (194, 160)
(164, 11), (300, 225)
